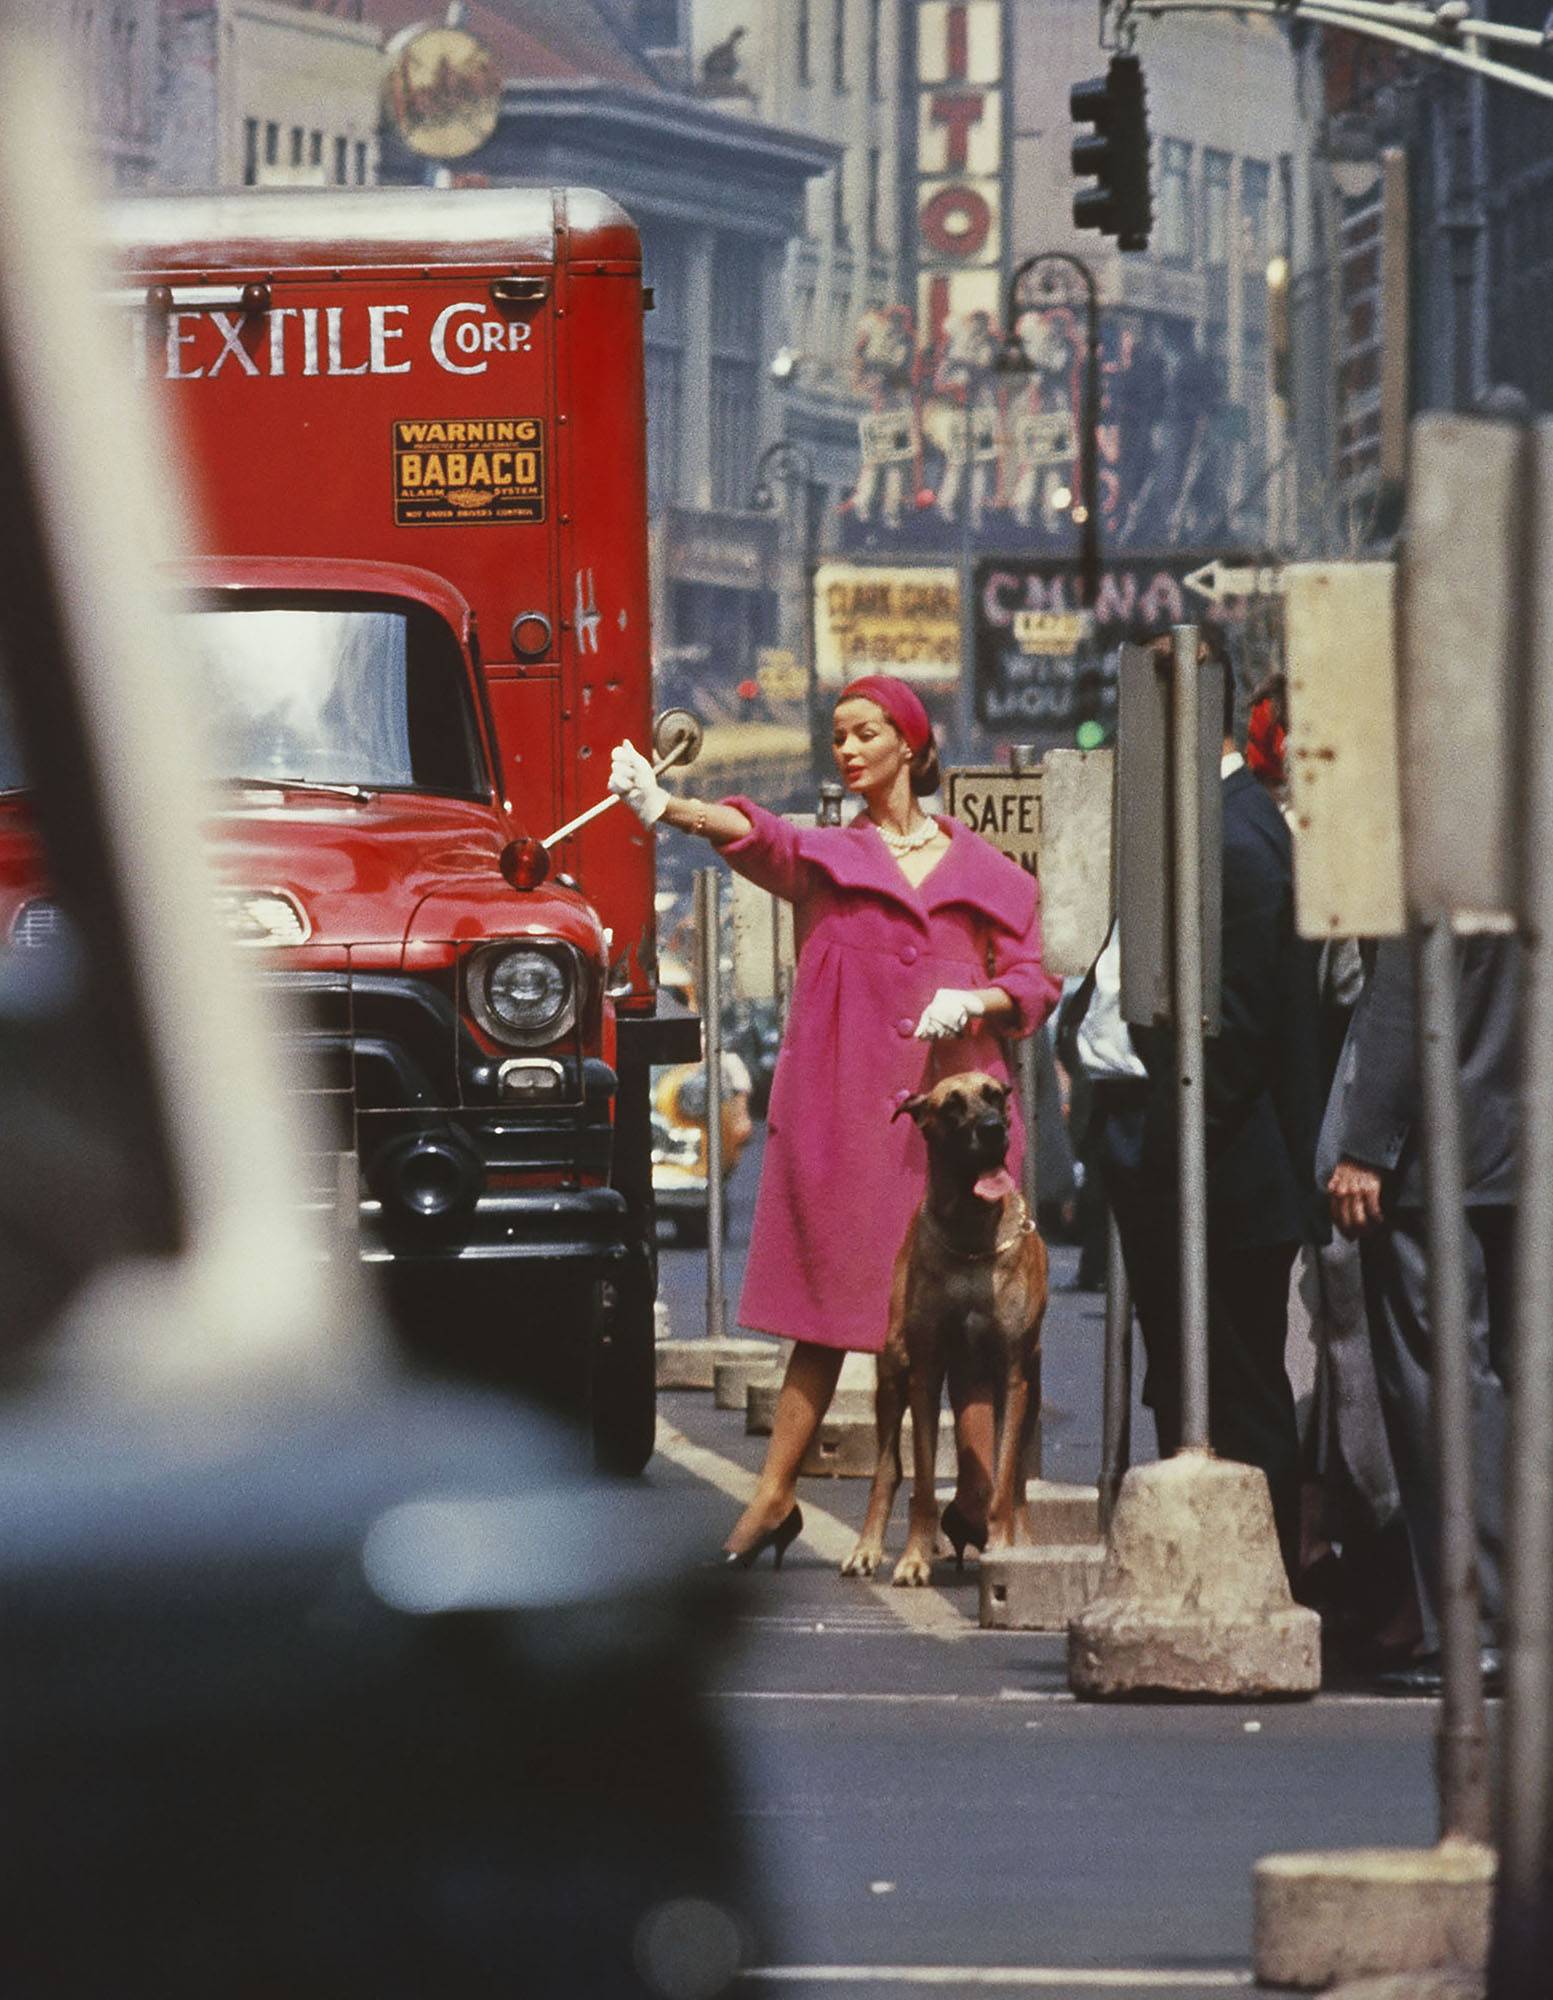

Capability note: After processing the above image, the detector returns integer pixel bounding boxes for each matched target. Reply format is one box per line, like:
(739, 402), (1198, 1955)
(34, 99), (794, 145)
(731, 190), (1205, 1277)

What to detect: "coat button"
(899, 943), (919, 966)
(896, 1016), (915, 1037)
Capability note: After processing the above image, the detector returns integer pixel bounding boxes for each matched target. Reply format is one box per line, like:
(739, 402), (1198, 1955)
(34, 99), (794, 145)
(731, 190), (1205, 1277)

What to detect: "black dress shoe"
(722, 1504), (803, 1571)
(1373, 1646), (1504, 1698)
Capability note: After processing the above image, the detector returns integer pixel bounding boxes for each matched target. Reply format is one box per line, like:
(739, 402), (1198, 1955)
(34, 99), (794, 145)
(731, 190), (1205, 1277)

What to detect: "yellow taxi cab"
(651, 951), (754, 1244)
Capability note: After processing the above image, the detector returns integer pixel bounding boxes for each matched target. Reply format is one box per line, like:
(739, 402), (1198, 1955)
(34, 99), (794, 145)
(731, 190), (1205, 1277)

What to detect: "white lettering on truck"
(430, 301), (533, 374)
(370, 304), (411, 375)
(132, 299), (533, 379)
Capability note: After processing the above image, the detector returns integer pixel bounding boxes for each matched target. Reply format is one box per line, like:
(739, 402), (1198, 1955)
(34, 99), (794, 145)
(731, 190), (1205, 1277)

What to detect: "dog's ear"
(892, 1093), (932, 1126)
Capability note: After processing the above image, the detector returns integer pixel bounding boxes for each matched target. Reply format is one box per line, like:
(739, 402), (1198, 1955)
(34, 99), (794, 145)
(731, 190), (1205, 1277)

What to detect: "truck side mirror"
(652, 707), (702, 769)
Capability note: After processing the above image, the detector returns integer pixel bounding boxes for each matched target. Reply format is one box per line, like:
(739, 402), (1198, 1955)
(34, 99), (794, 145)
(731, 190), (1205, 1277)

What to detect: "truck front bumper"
(359, 1184), (628, 1264)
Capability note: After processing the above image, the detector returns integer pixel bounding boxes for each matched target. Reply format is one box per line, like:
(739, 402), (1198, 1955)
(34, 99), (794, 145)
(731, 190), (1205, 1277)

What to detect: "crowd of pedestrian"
(1057, 642), (1516, 1693)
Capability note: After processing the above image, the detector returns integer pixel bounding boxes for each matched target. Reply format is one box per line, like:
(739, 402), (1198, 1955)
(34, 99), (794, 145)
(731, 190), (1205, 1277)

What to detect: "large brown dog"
(842, 1072), (1048, 1587)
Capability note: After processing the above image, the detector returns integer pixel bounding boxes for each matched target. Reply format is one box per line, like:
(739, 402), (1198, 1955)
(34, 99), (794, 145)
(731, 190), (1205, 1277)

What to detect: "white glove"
(608, 738), (668, 827)
(913, 989), (986, 1040)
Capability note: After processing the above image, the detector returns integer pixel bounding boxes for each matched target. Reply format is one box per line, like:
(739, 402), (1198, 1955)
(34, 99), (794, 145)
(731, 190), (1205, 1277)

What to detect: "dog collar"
(919, 1193), (1035, 1262)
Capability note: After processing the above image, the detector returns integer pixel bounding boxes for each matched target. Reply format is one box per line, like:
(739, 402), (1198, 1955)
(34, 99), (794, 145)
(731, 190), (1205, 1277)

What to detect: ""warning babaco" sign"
(392, 416), (545, 526)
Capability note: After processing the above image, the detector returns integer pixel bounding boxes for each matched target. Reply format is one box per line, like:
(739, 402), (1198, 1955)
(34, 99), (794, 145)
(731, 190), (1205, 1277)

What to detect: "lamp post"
(750, 438), (822, 782)
(998, 252), (1103, 612)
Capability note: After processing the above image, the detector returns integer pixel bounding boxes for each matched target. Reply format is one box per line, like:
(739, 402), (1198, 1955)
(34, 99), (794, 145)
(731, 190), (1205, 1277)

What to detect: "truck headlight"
(467, 944), (576, 1047)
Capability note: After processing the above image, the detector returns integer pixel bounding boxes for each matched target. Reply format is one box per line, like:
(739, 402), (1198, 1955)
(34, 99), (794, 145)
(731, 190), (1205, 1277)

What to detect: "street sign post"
(1401, 416), (1520, 929)
(945, 764), (1041, 875)
(1283, 561), (1405, 940)
(1040, 748), (1114, 977)
(1115, 641), (1222, 1032)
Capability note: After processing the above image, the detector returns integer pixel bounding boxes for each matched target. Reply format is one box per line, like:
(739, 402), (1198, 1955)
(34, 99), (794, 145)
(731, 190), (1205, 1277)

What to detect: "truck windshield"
(179, 594), (489, 799)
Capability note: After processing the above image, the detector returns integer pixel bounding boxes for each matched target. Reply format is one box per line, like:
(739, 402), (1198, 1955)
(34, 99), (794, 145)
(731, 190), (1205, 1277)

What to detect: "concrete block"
(1253, 1841), (1495, 1992)
(655, 1337), (779, 1392)
(654, 1298), (671, 1343)
(748, 1353), (876, 1433)
(801, 1412), (957, 1480)
(1068, 1452), (1321, 1698)
(713, 1347), (784, 1410)
(980, 1543), (1106, 1630)
(1024, 1479), (1101, 1545)
(836, 1351), (878, 1390)
(746, 1380), (874, 1435)
(1325, 1973), (1483, 2000)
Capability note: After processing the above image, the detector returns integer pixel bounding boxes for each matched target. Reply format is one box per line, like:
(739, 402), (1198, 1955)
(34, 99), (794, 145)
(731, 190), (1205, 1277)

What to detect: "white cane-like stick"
(540, 734), (695, 850)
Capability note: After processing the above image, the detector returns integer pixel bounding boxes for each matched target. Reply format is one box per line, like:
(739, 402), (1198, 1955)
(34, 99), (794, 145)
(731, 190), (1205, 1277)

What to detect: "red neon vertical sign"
(947, 3), (969, 81)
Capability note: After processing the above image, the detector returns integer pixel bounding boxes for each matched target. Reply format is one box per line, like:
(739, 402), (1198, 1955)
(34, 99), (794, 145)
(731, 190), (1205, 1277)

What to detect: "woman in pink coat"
(610, 676), (1060, 1566)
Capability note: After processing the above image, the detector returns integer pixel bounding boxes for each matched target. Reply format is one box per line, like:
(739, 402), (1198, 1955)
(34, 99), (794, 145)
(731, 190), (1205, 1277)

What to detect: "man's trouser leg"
(1206, 1239), (1302, 1582)
(1115, 1201), (1301, 1579)
(1360, 1207), (1509, 1650)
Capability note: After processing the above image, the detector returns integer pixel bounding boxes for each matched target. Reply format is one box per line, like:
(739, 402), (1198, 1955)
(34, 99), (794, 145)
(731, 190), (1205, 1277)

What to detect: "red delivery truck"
(102, 187), (696, 1471)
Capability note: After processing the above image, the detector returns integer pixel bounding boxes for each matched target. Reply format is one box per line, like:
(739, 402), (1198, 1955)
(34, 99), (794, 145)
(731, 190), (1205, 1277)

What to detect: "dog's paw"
(841, 1540), (884, 1578)
(890, 1545), (935, 1588)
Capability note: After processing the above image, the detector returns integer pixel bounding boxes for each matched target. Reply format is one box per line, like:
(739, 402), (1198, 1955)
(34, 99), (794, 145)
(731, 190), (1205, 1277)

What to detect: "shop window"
(1157, 139), (1193, 264)
(1204, 150), (1231, 269)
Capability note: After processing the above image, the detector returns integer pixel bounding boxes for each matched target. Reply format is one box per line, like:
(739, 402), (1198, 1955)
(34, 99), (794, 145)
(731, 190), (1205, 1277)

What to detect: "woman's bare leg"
(724, 1340), (845, 1554)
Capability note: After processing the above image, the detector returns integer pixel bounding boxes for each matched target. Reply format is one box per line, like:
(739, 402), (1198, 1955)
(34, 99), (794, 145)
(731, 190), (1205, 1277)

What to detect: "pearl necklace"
(872, 815), (940, 856)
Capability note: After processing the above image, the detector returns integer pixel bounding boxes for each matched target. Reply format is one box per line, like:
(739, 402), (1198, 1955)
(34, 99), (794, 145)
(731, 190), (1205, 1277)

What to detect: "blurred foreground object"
(0, 11), (763, 1992)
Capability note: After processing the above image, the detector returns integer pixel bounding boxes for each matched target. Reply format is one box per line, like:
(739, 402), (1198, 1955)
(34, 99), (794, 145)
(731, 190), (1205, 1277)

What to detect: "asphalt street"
(646, 1128), (1448, 2000)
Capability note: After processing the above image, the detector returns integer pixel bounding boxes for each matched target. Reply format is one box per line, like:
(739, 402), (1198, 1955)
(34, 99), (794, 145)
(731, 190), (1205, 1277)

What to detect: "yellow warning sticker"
(392, 417), (545, 526)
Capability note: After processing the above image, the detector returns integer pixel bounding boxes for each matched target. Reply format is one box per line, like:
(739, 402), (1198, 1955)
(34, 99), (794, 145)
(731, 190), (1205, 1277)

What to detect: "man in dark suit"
(1326, 932), (1517, 1693)
(1105, 638), (1325, 1579)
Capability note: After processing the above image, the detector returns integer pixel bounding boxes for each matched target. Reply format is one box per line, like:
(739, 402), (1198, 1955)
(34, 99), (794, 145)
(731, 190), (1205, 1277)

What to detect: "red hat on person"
(1246, 695), (1287, 788)
(837, 675), (933, 754)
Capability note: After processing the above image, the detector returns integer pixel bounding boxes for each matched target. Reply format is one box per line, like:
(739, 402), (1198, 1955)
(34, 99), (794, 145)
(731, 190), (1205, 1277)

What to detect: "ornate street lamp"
(749, 439), (822, 778)
(997, 251), (1103, 611)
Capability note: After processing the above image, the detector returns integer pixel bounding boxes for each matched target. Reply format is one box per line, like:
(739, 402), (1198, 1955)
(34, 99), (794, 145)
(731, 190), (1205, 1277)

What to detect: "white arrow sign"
(1182, 559), (1284, 604)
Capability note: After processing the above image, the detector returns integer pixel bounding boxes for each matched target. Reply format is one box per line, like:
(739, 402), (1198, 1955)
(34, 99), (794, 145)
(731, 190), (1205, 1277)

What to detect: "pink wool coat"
(720, 798), (1062, 1353)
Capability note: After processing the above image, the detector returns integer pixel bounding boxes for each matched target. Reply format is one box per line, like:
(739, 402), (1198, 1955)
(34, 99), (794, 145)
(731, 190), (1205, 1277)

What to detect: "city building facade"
(810, 1), (1313, 758)
(371, 0), (834, 747)
(67, 0), (164, 188)
(159, 0), (385, 190)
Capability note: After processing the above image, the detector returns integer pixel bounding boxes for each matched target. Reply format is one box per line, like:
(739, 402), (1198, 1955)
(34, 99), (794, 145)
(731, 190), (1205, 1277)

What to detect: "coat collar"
(797, 812), (1036, 933)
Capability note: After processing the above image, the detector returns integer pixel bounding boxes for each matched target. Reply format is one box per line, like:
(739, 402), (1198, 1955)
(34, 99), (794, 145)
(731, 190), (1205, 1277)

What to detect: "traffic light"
(1070, 54), (1152, 252)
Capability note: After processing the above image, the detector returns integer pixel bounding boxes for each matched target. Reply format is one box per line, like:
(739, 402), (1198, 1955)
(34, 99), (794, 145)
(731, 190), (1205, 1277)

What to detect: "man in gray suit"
(1326, 933), (1518, 1693)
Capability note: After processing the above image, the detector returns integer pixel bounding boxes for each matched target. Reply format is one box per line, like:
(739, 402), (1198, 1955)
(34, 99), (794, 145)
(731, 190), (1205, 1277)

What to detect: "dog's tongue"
(973, 1167), (1017, 1204)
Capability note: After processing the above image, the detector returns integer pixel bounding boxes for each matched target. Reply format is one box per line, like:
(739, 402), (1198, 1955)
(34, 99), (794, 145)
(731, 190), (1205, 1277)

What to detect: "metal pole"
(1078, 274), (1102, 613)
(1492, 420), (1553, 1988)
(1442, 15), (1486, 415)
(1100, 1212), (1133, 1536)
(697, 867), (728, 1344)
(1009, 741), (1044, 1474)
(1170, 626), (1211, 1451)
(1412, 910), (1491, 1844)
(771, 889), (788, 1034)
(959, 412), (977, 763)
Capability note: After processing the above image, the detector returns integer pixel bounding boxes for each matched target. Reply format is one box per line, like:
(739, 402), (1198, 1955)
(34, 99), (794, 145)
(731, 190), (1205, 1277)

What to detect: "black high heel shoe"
(940, 1500), (988, 1570)
(723, 1504), (804, 1570)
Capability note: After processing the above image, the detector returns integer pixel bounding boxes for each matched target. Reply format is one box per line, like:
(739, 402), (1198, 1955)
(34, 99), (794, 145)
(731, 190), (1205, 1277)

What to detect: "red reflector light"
(500, 837), (550, 891)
